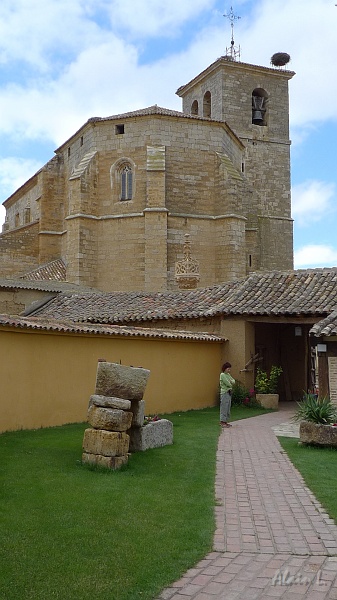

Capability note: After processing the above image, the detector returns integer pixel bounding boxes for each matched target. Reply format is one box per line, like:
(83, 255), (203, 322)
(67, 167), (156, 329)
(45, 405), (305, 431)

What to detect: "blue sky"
(0, 0), (336, 269)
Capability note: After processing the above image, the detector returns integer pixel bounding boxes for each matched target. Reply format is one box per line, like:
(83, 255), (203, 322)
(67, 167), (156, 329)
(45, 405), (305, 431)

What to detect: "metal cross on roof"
(223, 5), (241, 61)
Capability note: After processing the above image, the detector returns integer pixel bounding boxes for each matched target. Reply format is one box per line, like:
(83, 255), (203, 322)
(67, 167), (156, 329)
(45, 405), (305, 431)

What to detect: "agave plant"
(293, 393), (337, 425)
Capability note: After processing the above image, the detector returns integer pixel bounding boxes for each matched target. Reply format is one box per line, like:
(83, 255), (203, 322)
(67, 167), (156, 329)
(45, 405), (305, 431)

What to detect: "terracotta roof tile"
(20, 259), (67, 282)
(310, 311), (337, 337)
(0, 314), (224, 342)
(90, 105), (215, 123)
(0, 277), (95, 294)
(29, 268), (337, 324)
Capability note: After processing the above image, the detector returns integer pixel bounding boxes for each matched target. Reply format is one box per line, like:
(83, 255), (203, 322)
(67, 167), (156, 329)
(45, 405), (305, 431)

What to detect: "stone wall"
(0, 222), (40, 277)
(3, 173), (42, 231)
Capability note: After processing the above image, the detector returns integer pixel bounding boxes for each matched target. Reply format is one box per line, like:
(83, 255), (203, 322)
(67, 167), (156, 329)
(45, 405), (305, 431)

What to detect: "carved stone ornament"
(175, 234), (200, 290)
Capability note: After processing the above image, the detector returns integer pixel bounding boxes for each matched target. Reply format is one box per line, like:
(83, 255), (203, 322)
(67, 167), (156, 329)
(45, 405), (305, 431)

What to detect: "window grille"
(120, 165), (133, 200)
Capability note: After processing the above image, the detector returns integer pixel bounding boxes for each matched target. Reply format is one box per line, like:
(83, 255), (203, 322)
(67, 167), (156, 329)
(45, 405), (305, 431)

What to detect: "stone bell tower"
(176, 55), (295, 273)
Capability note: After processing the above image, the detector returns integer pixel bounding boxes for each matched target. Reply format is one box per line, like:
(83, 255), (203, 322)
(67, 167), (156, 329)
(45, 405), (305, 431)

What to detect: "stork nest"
(270, 52), (291, 67)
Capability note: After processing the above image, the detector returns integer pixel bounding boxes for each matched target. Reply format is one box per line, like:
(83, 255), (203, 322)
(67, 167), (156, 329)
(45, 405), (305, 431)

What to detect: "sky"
(0, 0), (336, 270)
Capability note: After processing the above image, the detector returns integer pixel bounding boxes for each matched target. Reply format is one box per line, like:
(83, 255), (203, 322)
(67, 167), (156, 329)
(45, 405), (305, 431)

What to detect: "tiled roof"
(20, 259), (67, 282)
(310, 311), (337, 337)
(89, 105), (216, 123)
(0, 314), (224, 342)
(0, 276), (97, 294)
(30, 268), (337, 324)
(29, 284), (233, 322)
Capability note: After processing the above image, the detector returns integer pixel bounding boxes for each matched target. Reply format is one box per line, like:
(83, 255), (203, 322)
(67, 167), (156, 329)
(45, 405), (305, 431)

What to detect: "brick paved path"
(157, 405), (337, 599)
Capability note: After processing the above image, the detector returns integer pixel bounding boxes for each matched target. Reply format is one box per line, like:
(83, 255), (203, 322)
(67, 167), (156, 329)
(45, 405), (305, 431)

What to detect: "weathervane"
(223, 5), (241, 61)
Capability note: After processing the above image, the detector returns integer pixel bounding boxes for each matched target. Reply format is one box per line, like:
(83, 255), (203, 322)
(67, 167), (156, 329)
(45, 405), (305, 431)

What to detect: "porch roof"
(28, 268), (337, 324)
(309, 310), (337, 338)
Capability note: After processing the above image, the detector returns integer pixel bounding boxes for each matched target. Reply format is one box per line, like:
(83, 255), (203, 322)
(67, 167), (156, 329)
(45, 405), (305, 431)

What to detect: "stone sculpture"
(82, 361), (173, 470)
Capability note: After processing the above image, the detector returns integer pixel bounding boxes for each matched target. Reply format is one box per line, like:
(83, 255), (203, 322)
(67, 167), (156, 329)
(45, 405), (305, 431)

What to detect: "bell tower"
(176, 45), (295, 273)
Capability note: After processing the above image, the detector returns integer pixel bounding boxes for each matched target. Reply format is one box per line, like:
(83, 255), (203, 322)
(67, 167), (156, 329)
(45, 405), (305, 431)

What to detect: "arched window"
(252, 88), (268, 126)
(120, 164), (133, 201)
(110, 158), (136, 203)
(203, 91), (211, 118)
(191, 100), (199, 115)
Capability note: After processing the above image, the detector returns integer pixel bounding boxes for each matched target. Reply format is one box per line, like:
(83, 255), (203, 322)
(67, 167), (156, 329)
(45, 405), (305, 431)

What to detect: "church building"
(0, 56), (294, 292)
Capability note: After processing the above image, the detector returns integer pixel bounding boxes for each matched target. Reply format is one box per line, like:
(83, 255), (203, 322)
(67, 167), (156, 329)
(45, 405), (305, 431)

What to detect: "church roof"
(20, 258), (67, 282)
(29, 268), (337, 324)
(90, 105), (205, 122)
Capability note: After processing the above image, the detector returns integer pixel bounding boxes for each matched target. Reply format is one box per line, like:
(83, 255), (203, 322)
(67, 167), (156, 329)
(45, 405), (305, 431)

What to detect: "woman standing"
(219, 362), (235, 428)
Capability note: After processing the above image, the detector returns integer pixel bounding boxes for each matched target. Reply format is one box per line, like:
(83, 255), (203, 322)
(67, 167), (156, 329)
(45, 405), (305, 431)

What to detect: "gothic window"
(252, 88), (268, 126)
(24, 207), (31, 224)
(120, 164), (133, 201)
(191, 100), (199, 115)
(110, 158), (135, 203)
(203, 91), (211, 118)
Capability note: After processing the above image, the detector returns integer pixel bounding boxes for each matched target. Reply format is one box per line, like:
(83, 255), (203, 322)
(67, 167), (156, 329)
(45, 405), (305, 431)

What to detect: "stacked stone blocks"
(82, 362), (150, 469)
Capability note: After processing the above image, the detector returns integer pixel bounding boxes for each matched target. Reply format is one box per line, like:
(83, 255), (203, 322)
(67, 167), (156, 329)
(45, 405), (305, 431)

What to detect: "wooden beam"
(318, 353), (329, 399)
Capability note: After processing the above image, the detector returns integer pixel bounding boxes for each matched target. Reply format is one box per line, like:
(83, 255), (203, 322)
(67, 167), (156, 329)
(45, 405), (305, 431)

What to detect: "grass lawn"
(0, 404), (267, 600)
(278, 437), (337, 524)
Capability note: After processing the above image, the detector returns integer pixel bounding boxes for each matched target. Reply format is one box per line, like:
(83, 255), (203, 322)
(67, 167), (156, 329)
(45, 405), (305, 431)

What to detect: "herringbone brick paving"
(157, 405), (337, 599)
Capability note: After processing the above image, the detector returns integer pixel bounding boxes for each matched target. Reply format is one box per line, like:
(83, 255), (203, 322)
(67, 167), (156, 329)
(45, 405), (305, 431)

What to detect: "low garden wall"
(0, 324), (223, 433)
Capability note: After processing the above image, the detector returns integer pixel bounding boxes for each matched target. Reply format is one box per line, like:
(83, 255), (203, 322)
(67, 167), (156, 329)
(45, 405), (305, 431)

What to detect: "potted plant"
(255, 365), (282, 409)
(292, 393), (337, 447)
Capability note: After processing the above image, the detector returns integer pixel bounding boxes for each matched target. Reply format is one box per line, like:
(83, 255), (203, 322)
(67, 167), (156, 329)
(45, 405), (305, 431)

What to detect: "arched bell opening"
(191, 100), (199, 116)
(203, 91), (211, 118)
(252, 88), (268, 126)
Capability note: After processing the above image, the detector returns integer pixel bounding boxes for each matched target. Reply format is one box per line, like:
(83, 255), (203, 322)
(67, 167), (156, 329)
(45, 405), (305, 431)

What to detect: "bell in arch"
(252, 95), (265, 125)
(252, 110), (263, 124)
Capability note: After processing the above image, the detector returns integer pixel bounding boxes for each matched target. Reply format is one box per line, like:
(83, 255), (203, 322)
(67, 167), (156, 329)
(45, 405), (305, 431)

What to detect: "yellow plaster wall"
(0, 328), (223, 433)
(221, 318), (255, 390)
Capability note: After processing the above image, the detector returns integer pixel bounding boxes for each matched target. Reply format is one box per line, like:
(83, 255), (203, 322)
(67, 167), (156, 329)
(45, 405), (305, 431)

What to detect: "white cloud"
(107, 0), (216, 37)
(0, 0), (106, 70)
(0, 156), (42, 199)
(294, 244), (337, 268)
(292, 180), (336, 226)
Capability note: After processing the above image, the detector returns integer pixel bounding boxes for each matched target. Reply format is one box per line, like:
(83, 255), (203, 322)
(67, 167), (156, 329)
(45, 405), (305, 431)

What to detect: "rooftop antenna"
(223, 5), (241, 61)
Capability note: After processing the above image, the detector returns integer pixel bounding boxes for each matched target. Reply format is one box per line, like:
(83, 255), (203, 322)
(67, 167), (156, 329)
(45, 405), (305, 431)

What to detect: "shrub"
(255, 366), (282, 394)
(292, 393), (337, 425)
(231, 381), (249, 406)
(232, 381), (261, 408)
